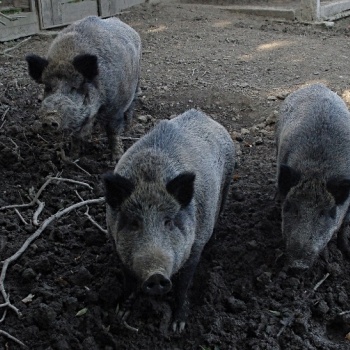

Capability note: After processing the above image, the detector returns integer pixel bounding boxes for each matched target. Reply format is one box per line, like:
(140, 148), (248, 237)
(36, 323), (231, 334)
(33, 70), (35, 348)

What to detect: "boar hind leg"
(124, 101), (135, 133)
(337, 226), (350, 259)
(337, 212), (350, 260)
(124, 83), (139, 132)
(171, 252), (201, 333)
(69, 136), (82, 160)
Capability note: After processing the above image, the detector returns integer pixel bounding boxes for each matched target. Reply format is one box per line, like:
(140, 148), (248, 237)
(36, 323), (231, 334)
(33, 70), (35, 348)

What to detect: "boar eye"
(284, 201), (298, 215)
(129, 219), (141, 231)
(164, 218), (175, 230)
(44, 85), (52, 94)
(329, 206), (337, 219)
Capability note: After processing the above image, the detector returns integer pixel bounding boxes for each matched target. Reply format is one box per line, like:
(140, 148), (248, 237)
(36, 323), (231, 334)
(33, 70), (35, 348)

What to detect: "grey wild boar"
(276, 83), (350, 270)
(25, 16), (141, 160)
(103, 109), (235, 331)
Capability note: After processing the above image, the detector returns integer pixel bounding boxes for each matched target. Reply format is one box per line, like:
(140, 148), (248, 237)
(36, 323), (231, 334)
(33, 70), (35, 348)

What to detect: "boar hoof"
(115, 292), (136, 321)
(171, 320), (186, 333)
(142, 273), (172, 296)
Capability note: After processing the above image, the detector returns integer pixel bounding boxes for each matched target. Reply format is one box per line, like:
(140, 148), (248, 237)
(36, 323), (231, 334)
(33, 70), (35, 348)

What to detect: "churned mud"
(2, 1), (350, 349)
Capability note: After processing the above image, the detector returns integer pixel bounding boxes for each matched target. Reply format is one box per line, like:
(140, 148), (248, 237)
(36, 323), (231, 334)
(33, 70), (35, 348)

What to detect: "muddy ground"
(2, 1), (350, 349)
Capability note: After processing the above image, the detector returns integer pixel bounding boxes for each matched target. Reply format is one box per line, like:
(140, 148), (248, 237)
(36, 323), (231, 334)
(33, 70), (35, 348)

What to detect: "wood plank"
(0, 11), (39, 41)
(320, 0), (350, 18)
(98, 0), (144, 17)
(38, 0), (99, 29)
(61, 1), (99, 25)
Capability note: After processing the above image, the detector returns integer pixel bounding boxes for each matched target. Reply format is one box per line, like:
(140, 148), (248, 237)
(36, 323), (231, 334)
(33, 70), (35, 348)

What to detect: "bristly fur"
(276, 83), (350, 269)
(26, 16), (142, 159)
(104, 109), (235, 329)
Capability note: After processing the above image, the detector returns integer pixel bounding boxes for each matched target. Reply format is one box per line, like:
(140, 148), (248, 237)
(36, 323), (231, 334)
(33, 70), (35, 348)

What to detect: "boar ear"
(278, 164), (301, 196)
(25, 54), (48, 83)
(103, 173), (134, 209)
(166, 172), (195, 208)
(327, 178), (350, 205)
(73, 54), (98, 81)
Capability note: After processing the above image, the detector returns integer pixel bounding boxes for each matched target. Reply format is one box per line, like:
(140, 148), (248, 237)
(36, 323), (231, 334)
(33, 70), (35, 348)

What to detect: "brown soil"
(2, 1), (350, 349)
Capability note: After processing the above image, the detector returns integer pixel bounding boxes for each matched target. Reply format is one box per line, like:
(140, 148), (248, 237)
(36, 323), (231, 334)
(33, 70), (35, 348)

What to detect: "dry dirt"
(2, 1), (350, 349)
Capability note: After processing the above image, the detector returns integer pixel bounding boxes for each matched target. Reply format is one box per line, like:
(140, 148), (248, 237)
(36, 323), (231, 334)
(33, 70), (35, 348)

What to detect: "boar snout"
(142, 273), (172, 296)
(287, 258), (311, 272)
(286, 244), (315, 271)
(41, 112), (60, 130)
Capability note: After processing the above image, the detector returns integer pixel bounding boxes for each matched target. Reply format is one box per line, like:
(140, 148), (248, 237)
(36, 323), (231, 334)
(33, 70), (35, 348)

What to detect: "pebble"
(22, 268), (37, 281)
(255, 137), (263, 145)
(226, 296), (247, 313)
(137, 114), (152, 123)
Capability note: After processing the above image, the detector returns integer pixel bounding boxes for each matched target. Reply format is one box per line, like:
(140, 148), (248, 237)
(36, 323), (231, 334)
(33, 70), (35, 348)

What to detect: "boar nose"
(42, 120), (59, 129)
(41, 111), (60, 129)
(287, 259), (310, 274)
(142, 273), (172, 296)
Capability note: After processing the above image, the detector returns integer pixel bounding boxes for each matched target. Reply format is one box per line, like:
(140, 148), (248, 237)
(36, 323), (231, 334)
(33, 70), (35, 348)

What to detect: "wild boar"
(25, 15), (141, 161)
(103, 109), (235, 331)
(276, 83), (350, 270)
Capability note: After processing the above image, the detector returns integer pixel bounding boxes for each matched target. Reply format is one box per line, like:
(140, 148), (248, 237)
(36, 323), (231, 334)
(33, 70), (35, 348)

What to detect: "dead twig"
(339, 310), (350, 316)
(71, 160), (92, 176)
(49, 177), (93, 190)
(0, 329), (28, 348)
(1, 108), (8, 120)
(122, 320), (139, 333)
(75, 191), (107, 235)
(0, 309), (6, 323)
(84, 207), (108, 235)
(0, 176), (93, 211)
(14, 209), (28, 226)
(313, 272), (330, 291)
(32, 200), (45, 226)
(121, 136), (140, 141)
(1, 37), (32, 56)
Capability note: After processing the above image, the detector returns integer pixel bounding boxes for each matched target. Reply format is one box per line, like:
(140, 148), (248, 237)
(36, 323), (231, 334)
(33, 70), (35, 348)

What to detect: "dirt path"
(1, 1), (350, 349)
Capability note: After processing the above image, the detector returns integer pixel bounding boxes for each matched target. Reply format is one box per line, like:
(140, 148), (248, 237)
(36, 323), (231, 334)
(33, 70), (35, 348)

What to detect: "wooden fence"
(0, 0), (144, 41)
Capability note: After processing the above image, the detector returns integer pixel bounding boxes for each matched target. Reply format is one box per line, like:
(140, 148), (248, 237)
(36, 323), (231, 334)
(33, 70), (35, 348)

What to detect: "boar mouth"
(39, 93), (94, 133)
(141, 271), (172, 296)
(287, 258), (313, 272)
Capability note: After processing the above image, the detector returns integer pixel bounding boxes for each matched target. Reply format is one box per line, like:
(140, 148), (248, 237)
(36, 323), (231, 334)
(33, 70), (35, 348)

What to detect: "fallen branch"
(14, 209), (28, 226)
(1, 37), (32, 56)
(32, 200), (45, 226)
(313, 272), (330, 291)
(0, 329), (28, 348)
(84, 207), (108, 235)
(121, 136), (140, 141)
(75, 191), (107, 235)
(49, 177), (93, 190)
(0, 176), (93, 211)
(0, 197), (105, 321)
(71, 160), (91, 176)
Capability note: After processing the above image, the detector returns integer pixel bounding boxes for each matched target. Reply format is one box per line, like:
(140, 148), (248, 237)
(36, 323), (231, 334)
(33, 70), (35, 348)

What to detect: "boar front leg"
(337, 225), (350, 259)
(105, 124), (124, 163)
(171, 251), (201, 333)
(337, 210), (350, 259)
(70, 135), (82, 160)
(116, 267), (139, 321)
